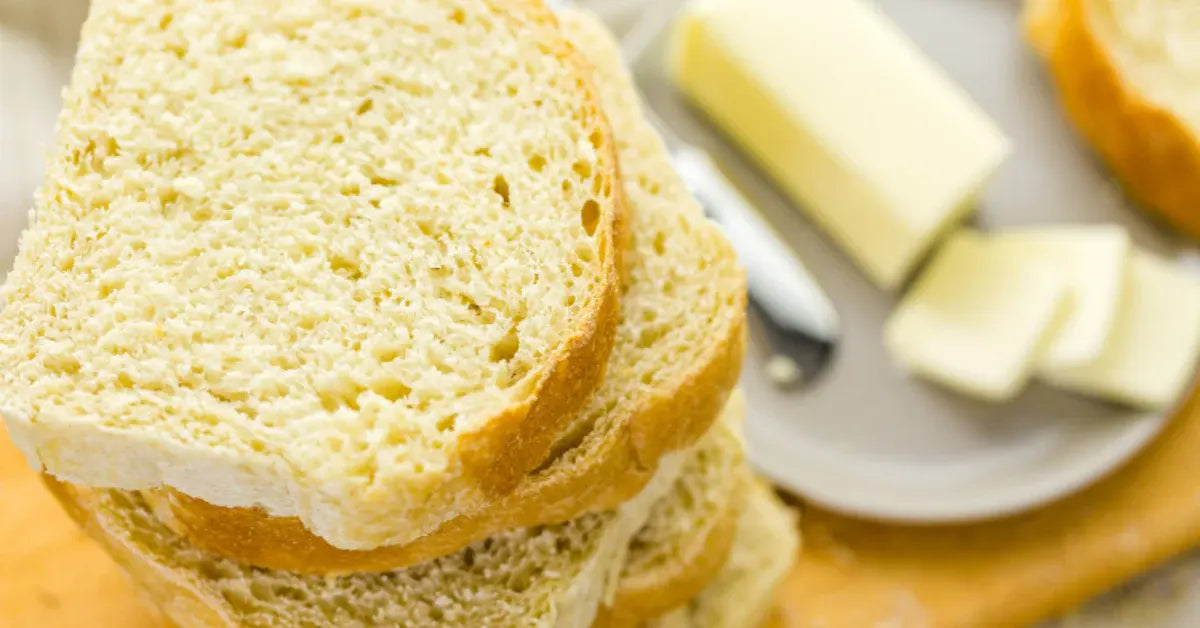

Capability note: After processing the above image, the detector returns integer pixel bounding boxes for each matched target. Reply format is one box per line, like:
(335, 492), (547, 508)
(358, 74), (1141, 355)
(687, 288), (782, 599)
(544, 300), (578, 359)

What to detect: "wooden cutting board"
(0, 428), (156, 628)
(2, 382), (1199, 628)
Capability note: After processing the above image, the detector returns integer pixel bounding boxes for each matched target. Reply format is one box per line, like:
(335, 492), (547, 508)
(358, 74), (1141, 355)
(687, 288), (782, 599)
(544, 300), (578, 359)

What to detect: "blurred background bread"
(1025, 0), (1200, 241)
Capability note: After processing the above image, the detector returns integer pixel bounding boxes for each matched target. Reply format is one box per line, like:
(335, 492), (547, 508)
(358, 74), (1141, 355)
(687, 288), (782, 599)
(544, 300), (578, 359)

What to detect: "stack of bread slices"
(0, 1), (799, 626)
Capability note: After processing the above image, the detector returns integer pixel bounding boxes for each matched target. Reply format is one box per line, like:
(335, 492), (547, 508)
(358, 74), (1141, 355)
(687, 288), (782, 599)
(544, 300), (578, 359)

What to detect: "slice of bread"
(648, 480), (799, 628)
(149, 6), (747, 573)
(0, 0), (626, 551)
(594, 408), (746, 628)
(43, 404), (746, 628)
(1025, 0), (1200, 240)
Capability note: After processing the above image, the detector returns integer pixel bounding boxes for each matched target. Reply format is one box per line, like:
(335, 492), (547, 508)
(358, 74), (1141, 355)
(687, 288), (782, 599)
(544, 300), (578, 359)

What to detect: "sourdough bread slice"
(153, 5), (747, 573)
(44, 402), (746, 628)
(0, 0), (625, 551)
(648, 480), (799, 628)
(594, 401), (746, 628)
(1025, 0), (1200, 240)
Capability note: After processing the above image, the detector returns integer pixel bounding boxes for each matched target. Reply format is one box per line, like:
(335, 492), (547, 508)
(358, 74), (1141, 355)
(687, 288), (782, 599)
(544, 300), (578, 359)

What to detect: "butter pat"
(669, 0), (1010, 288)
(885, 231), (1067, 401)
(991, 224), (1130, 371)
(1042, 252), (1200, 410)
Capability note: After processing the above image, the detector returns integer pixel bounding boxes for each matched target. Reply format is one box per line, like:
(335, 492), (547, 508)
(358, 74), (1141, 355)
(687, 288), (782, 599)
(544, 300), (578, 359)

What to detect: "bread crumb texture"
(0, 0), (619, 548)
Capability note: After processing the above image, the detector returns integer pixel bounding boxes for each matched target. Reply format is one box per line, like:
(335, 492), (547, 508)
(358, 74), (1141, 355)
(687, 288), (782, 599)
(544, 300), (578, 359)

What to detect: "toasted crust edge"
(1027, 0), (1200, 241)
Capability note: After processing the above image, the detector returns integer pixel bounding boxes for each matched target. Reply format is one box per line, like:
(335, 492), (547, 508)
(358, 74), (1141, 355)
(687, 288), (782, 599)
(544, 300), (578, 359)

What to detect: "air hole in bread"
(449, 8), (466, 24)
(570, 261), (584, 278)
(588, 129), (604, 150)
(653, 231), (666, 255)
(159, 13), (173, 30)
(636, 325), (666, 349)
(574, 243), (594, 263)
(248, 581), (275, 602)
(492, 175), (510, 206)
(371, 345), (403, 363)
(510, 572), (533, 593)
(213, 388), (248, 404)
(98, 278), (123, 298)
(317, 378), (365, 413)
(228, 31), (247, 50)
(44, 355), (81, 375)
(371, 377), (411, 402)
(329, 255), (363, 281)
(436, 414), (457, 432)
(572, 160), (591, 179)
(489, 329), (520, 362)
(580, 199), (599, 236)
(369, 174), (396, 187)
(528, 154), (546, 172)
(355, 99), (374, 115)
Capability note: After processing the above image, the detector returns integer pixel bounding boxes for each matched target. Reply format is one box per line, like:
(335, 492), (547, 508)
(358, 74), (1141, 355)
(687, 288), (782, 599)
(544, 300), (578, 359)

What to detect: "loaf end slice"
(1, 0), (624, 550)
(1025, 0), (1200, 240)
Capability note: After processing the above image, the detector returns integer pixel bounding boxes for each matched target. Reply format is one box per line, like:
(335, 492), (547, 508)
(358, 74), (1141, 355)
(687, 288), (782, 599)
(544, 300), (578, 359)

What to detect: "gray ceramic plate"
(632, 0), (1197, 523)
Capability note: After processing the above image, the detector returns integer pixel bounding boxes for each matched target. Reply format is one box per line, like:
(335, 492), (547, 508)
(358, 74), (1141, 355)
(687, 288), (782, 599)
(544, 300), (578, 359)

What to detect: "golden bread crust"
(1028, 0), (1200, 240)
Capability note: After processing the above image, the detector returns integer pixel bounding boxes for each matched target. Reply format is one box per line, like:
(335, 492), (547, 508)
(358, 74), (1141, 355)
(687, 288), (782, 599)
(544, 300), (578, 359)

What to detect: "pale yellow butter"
(1042, 251), (1200, 410)
(669, 0), (1011, 288)
(885, 231), (1068, 401)
(991, 224), (1131, 371)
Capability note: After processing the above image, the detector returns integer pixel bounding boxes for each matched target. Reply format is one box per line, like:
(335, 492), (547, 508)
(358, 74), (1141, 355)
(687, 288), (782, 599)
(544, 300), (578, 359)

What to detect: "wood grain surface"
(0, 429), (155, 628)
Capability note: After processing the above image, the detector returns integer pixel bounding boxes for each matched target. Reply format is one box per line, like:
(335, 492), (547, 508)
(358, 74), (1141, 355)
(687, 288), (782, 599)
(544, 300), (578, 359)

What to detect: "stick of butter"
(884, 231), (1068, 401)
(991, 224), (1131, 371)
(1042, 252), (1200, 410)
(668, 0), (1011, 289)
